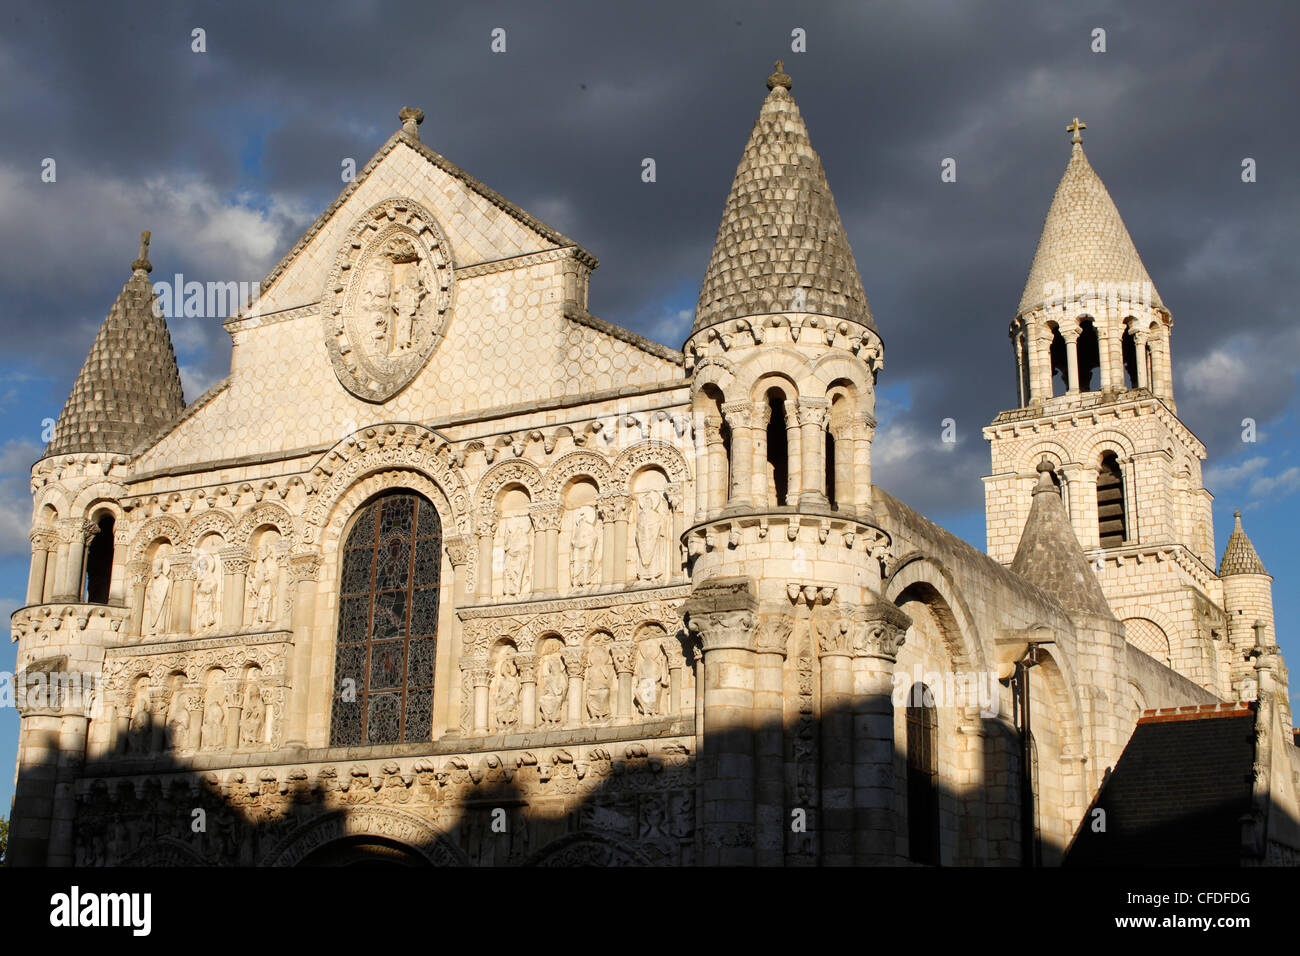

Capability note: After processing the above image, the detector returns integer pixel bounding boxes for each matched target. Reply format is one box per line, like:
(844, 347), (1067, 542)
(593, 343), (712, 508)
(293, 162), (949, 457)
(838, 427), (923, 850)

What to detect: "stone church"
(8, 64), (1298, 866)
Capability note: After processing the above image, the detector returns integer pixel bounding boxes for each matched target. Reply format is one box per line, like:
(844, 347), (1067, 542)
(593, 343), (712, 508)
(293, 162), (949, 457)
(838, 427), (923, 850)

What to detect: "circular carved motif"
(322, 198), (455, 403)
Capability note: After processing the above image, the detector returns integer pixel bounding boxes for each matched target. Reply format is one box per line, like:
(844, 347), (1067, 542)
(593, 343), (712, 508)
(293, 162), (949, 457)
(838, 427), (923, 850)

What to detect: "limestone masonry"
(8, 67), (1296, 867)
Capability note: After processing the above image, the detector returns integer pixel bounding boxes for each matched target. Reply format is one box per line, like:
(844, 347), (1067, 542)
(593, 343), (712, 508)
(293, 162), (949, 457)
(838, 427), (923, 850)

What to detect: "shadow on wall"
(4, 702), (1101, 868)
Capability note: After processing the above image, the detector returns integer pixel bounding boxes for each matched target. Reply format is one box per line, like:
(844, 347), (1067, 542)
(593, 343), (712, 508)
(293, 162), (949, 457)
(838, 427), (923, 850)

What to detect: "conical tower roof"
(1011, 459), (1114, 617)
(1219, 511), (1268, 576)
(46, 232), (186, 457)
(694, 62), (873, 332)
(1018, 121), (1163, 316)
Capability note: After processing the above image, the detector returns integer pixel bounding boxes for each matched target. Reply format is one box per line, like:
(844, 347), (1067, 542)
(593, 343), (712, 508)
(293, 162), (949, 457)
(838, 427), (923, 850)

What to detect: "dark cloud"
(1, 0), (1296, 518)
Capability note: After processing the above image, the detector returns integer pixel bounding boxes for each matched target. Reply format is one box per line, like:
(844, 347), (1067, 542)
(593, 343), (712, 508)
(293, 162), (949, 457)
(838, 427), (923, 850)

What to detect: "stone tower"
(11, 233), (185, 866)
(1219, 512), (1280, 705)
(679, 63), (908, 865)
(982, 120), (1224, 692)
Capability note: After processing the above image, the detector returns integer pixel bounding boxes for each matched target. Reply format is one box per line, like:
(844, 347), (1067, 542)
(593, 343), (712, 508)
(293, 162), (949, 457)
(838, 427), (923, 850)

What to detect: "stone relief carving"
(142, 557), (172, 637)
(633, 639), (669, 717)
(192, 548), (223, 634)
(569, 504), (602, 587)
(585, 643), (616, 721)
(538, 650), (568, 726)
(502, 514), (533, 597)
(633, 491), (670, 584)
(321, 198), (455, 403)
(491, 645), (521, 731)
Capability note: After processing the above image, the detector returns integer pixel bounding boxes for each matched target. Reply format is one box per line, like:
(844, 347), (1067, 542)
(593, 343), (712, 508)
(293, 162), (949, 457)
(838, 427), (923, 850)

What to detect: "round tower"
(678, 64), (907, 866)
(1219, 511), (1278, 702)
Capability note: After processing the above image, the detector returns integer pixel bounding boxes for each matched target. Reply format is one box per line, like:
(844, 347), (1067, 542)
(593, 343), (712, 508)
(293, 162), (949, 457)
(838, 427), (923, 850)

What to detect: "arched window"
(1097, 452), (1126, 547)
(1121, 327), (1139, 389)
(84, 513), (115, 603)
(1077, 320), (1100, 391)
(906, 682), (940, 865)
(765, 389), (789, 506)
(1048, 325), (1068, 397)
(330, 492), (442, 747)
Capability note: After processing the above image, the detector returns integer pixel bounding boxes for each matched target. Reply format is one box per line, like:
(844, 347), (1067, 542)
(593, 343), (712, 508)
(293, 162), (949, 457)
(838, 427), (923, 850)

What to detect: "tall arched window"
(906, 682), (940, 865)
(1048, 325), (1068, 397)
(83, 512), (114, 604)
(1077, 320), (1100, 391)
(765, 389), (789, 506)
(1097, 452), (1126, 547)
(330, 492), (442, 747)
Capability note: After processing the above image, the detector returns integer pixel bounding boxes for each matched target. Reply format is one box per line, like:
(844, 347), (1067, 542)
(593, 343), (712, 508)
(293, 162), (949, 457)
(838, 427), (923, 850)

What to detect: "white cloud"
(1204, 455), (1269, 490)
(0, 440), (38, 559)
(1247, 466), (1300, 503)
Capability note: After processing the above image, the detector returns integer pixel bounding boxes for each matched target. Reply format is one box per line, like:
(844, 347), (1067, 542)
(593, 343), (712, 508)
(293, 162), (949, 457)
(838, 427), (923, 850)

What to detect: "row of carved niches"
(133, 527), (290, 640)
(685, 511), (893, 572)
(72, 739), (696, 866)
(103, 639), (290, 757)
(485, 474), (684, 600)
(465, 624), (696, 738)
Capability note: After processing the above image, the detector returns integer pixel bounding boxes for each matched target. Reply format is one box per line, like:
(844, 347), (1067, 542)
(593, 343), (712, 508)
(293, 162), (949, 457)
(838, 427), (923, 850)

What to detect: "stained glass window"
(330, 492), (442, 746)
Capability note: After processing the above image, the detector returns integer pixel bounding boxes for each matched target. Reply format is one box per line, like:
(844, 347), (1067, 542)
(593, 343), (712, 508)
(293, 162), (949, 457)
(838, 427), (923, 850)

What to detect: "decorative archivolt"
(318, 467), (456, 550)
(234, 501), (298, 544)
(70, 481), (128, 517)
(180, 510), (237, 550)
(476, 458), (544, 517)
(306, 426), (471, 540)
(611, 440), (690, 489)
(688, 355), (739, 401)
(883, 552), (989, 673)
(810, 352), (874, 395)
(1018, 440), (1073, 472)
(128, 515), (184, 561)
(1080, 429), (1137, 464)
(540, 451), (612, 500)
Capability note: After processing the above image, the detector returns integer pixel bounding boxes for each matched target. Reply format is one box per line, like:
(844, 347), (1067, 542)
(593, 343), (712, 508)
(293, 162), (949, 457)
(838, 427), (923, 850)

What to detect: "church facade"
(8, 66), (1298, 867)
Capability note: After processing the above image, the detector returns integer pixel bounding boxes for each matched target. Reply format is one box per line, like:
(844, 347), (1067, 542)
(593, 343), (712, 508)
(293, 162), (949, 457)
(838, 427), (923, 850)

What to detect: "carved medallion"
(322, 197), (455, 402)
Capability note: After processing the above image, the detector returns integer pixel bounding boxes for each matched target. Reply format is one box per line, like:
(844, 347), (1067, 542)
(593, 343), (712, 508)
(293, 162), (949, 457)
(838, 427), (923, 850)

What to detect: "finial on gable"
(767, 60), (792, 91)
(399, 106), (425, 140)
(131, 230), (152, 275)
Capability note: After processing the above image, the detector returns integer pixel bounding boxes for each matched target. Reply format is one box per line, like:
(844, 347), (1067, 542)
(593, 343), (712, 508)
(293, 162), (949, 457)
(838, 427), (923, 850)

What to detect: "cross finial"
(1067, 116), (1087, 145)
(131, 229), (152, 275)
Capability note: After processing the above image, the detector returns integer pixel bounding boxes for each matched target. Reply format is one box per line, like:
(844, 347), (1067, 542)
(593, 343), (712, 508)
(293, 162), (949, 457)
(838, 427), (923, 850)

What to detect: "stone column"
(784, 399), (803, 502)
(220, 547), (250, 628)
(754, 609), (794, 866)
(169, 556), (196, 635)
(751, 401), (772, 508)
(1013, 329), (1027, 405)
(476, 519), (497, 602)
(1060, 325), (1081, 392)
(26, 530), (55, 605)
(46, 711), (90, 866)
(516, 653), (537, 731)
(814, 607), (855, 865)
(602, 494), (630, 587)
(830, 418), (854, 511)
(704, 415), (727, 516)
(148, 687), (170, 753)
(529, 503), (563, 596)
(286, 551), (321, 748)
(563, 647), (585, 726)
(183, 683), (204, 754)
(1132, 328), (1149, 390)
(471, 663), (491, 734)
(853, 413), (875, 514)
(55, 519), (94, 601)
(1032, 327), (1054, 400)
(681, 577), (758, 866)
(851, 604), (910, 865)
(666, 484), (685, 581)
(693, 415), (711, 520)
(1098, 323), (1114, 391)
(612, 642), (634, 723)
(666, 640), (685, 716)
(797, 398), (830, 508)
(42, 545), (59, 603)
(721, 400), (754, 511)
(223, 678), (244, 751)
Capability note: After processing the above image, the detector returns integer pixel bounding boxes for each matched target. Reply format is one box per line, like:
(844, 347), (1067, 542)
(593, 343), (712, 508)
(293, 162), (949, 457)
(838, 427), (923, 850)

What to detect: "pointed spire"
(1219, 510), (1268, 576)
(1011, 459), (1115, 617)
(694, 62), (873, 332)
(45, 232), (186, 458)
(1018, 124), (1162, 316)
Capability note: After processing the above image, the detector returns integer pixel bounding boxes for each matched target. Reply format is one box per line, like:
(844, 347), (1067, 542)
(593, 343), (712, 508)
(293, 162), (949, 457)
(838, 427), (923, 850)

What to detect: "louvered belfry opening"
(1097, 452), (1127, 547)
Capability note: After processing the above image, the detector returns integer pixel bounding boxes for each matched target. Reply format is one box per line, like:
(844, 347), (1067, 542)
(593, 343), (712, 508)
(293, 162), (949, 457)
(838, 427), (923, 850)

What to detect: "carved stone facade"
(10, 70), (1296, 868)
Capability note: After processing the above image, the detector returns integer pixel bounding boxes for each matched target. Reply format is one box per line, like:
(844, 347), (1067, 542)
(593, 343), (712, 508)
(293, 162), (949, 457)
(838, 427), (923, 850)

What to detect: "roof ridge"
(1138, 701), (1255, 723)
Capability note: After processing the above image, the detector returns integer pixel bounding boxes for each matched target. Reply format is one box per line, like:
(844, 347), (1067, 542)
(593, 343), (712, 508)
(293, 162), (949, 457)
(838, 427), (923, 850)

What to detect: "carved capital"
(812, 612), (852, 658)
(597, 493), (630, 522)
(288, 551), (322, 583)
(754, 611), (795, 657)
(561, 647), (586, 674)
(170, 556), (197, 581)
(703, 415), (725, 445)
(443, 535), (471, 567)
(29, 528), (57, 551)
(795, 398), (829, 429)
(611, 642), (636, 675)
(850, 600), (912, 662)
(514, 652), (536, 683)
(528, 502), (565, 533)
(720, 400), (754, 429)
(469, 664), (492, 688)
(681, 577), (758, 653)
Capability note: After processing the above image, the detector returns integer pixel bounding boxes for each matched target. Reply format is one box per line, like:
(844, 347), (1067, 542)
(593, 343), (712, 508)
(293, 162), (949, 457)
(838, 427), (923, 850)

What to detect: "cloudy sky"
(1, 0), (1297, 809)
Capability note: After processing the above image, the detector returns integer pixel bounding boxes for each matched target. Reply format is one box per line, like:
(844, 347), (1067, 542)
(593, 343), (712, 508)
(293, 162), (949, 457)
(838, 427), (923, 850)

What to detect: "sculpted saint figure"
(389, 271), (424, 354)
(570, 504), (601, 587)
(143, 558), (172, 636)
(634, 640), (669, 716)
(240, 683), (267, 749)
(165, 682), (190, 751)
(492, 651), (521, 730)
(193, 551), (222, 633)
(538, 652), (568, 726)
(201, 693), (226, 751)
(251, 550), (279, 626)
(634, 491), (670, 583)
(585, 645), (615, 721)
(360, 261), (392, 353)
(502, 514), (532, 596)
(127, 680), (151, 753)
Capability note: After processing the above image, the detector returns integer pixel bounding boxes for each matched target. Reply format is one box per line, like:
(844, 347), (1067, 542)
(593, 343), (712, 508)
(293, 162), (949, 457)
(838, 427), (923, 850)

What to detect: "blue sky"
(2, 0), (1298, 814)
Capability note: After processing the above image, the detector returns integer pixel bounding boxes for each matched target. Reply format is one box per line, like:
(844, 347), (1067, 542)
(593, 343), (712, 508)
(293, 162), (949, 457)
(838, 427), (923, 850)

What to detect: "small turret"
(1220, 511), (1277, 705)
